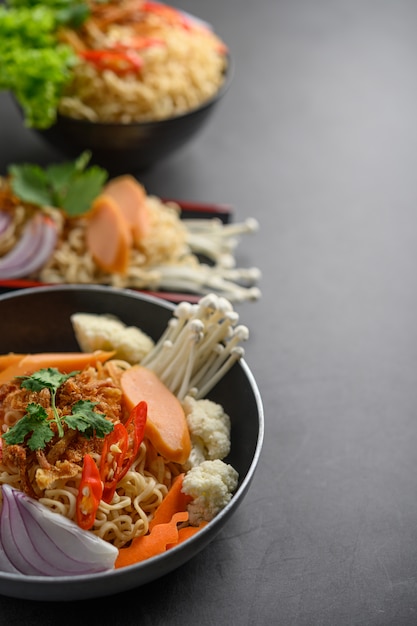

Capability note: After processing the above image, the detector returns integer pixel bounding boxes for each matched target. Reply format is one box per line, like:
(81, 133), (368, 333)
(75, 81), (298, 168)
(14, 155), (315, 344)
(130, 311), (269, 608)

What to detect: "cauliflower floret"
(183, 396), (231, 468)
(71, 313), (155, 364)
(182, 459), (239, 526)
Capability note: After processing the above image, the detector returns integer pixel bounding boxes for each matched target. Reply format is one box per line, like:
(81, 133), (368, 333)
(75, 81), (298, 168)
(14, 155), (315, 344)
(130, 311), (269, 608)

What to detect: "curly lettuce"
(0, 1), (89, 129)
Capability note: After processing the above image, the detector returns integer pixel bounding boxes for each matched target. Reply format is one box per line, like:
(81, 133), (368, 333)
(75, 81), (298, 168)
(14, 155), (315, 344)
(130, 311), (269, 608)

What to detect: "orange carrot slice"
(171, 522), (208, 546)
(0, 353), (25, 372)
(115, 511), (189, 568)
(103, 175), (150, 244)
(120, 365), (191, 464)
(149, 473), (191, 530)
(85, 194), (132, 275)
(0, 350), (115, 385)
(115, 474), (206, 568)
(153, 474), (207, 546)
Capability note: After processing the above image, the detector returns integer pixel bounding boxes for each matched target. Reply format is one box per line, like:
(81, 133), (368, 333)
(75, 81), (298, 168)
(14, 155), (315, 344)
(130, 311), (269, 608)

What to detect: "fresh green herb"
(7, 0), (90, 27)
(18, 367), (81, 441)
(9, 151), (108, 216)
(2, 367), (114, 451)
(3, 403), (56, 451)
(64, 400), (114, 439)
(0, 1), (90, 128)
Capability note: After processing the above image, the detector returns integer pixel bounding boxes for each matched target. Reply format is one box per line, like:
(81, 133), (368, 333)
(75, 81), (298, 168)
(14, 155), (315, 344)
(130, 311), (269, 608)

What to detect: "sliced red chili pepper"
(100, 422), (129, 503)
(79, 49), (144, 76)
(118, 400), (148, 482)
(99, 402), (147, 503)
(76, 454), (103, 530)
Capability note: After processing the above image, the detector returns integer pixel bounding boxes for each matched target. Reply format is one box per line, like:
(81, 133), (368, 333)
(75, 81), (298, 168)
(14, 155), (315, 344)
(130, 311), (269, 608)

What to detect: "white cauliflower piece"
(183, 396), (231, 468)
(186, 440), (207, 469)
(71, 313), (155, 364)
(182, 459), (239, 525)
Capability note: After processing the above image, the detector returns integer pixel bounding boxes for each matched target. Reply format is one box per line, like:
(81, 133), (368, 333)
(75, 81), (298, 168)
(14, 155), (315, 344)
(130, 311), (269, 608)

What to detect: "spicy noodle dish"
(0, 0), (229, 129)
(0, 154), (260, 302)
(0, 292), (256, 576)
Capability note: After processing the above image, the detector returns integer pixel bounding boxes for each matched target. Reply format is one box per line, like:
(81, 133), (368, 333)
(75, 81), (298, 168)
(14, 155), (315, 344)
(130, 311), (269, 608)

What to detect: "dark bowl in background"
(33, 60), (232, 175)
(0, 284), (263, 601)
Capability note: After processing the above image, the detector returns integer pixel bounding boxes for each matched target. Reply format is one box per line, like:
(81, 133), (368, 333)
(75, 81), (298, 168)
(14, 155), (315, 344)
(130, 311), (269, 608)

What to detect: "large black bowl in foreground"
(34, 61), (232, 175)
(0, 284), (263, 601)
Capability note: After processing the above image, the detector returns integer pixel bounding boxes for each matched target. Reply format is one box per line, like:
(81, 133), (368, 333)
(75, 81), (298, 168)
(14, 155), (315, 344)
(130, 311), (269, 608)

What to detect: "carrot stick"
(0, 350), (115, 385)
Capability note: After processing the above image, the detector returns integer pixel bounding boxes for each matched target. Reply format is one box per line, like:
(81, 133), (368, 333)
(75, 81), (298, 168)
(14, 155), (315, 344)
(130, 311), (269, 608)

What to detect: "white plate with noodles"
(0, 284), (263, 601)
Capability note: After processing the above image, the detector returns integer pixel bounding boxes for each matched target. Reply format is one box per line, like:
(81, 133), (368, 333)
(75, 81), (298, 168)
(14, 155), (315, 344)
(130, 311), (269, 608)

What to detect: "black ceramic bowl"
(0, 284), (263, 601)
(34, 61), (232, 175)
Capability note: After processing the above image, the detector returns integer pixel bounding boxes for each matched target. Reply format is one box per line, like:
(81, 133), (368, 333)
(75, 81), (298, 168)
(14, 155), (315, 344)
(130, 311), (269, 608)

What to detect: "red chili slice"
(99, 402), (147, 504)
(118, 400), (147, 482)
(79, 49), (144, 76)
(100, 423), (129, 503)
(76, 454), (103, 530)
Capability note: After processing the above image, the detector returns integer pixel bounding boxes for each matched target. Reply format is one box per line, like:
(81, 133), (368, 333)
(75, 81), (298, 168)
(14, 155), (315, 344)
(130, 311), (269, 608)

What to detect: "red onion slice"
(1, 486), (53, 576)
(0, 213), (58, 280)
(0, 485), (118, 576)
(0, 211), (11, 236)
(0, 546), (20, 574)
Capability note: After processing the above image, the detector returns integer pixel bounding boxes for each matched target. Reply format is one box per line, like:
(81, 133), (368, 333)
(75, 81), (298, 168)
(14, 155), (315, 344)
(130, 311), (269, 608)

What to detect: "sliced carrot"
(0, 350), (115, 385)
(150, 474), (206, 544)
(85, 194), (132, 275)
(120, 365), (191, 464)
(115, 473), (206, 568)
(115, 511), (189, 568)
(103, 175), (150, 244)
(171, 522), (208, 546)
(149, 473), (191, 530)
(0, 353), (25, 372)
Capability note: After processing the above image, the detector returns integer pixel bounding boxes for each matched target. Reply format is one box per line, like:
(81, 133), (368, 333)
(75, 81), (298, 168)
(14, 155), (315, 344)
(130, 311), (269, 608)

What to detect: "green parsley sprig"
(2, 367), (114, 451)
(8, 151), (108, 217)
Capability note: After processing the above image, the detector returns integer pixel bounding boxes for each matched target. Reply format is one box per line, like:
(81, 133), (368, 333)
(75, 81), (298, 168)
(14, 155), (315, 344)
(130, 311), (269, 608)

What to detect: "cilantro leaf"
(2, 403), (55, 450)
(26, 423), (56, 451)
(61, 165), (108, 216)
(46, 160), (80, 200)
(9, 151), (108, 216)
(19, 368), (79, 439)
(64, 400), (114, 439)
(45, 151), (94, 203)
(8, 163), (52, 206)
(2, 366), (114, 451)
(20, 368), (79, 392)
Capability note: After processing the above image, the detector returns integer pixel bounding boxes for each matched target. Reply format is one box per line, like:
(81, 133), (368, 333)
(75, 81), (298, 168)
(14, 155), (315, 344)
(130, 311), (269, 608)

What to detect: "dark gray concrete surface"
(1, 1), (417, 623)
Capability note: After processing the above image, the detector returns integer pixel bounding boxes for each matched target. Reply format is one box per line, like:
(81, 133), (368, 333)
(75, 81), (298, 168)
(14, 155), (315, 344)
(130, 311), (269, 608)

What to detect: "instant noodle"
(58, 0), (229, 123)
